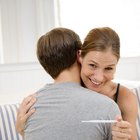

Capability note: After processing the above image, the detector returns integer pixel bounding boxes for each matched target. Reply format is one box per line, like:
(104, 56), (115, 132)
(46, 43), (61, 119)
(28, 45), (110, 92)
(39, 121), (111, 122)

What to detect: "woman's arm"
(113, 86), (138, 140)
(16, 94), (36, 136)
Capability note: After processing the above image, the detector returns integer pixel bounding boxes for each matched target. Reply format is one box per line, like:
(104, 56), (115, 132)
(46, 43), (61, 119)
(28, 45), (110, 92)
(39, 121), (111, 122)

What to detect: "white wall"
(0, 0), (58, 63)
(115, 57), (140, 80)
(0, 62), (53, 105)
(0, 57), (140, 105)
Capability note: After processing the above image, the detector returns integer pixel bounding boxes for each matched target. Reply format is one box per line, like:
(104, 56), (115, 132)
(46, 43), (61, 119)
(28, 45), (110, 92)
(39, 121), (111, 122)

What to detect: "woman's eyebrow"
(89, 60), (116, 67)
(89, 60), (97, 64)
(107, 64), (116, 67)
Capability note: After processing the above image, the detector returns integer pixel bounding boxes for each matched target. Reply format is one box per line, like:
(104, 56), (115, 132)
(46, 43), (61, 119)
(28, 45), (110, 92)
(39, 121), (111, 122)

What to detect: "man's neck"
(54, 62), (81, 84)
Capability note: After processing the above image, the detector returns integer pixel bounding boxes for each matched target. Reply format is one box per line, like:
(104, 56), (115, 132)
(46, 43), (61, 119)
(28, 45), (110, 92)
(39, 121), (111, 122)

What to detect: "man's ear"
(77, 50), (82, 63)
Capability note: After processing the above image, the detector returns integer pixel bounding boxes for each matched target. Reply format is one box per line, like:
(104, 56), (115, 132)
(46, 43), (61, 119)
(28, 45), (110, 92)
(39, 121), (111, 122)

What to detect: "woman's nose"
(93, 69), (104, 82)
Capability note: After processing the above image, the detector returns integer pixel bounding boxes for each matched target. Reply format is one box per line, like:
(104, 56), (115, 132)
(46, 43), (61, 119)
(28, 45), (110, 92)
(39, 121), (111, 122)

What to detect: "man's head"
(37, 27), (82, 79)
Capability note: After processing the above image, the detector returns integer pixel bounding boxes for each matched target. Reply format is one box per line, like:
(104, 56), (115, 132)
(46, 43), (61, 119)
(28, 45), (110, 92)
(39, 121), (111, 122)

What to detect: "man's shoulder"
(80, 87), (120, 109)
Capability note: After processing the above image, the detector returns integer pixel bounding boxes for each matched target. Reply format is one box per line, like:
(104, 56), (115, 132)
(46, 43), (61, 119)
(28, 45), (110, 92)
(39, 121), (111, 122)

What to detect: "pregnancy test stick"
(81, 120), (117, 123)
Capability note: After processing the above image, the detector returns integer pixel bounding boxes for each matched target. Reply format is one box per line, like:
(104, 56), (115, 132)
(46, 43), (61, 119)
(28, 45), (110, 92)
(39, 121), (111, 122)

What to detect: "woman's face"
(78, 50), (118, 93)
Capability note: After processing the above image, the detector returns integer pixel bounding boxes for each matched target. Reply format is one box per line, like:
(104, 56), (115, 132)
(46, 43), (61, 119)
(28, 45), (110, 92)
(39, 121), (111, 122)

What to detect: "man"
(24, 27), (121, 140)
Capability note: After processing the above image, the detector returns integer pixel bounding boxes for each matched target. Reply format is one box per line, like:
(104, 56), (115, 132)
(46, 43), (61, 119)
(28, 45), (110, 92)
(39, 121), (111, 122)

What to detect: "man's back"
(24, 82), (120, 140)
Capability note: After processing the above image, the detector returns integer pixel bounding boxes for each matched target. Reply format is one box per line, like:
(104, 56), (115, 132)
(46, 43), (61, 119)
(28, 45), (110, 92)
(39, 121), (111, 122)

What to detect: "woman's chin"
(87, 84), (100, 93)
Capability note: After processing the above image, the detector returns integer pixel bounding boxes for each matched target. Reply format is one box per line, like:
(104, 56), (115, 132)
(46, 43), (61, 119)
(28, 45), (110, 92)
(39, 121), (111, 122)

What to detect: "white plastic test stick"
(81, 120), (117, 123)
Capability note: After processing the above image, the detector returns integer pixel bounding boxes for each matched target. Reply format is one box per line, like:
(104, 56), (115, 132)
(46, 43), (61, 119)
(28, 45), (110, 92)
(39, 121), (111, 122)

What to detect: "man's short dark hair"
(37, 27), (82, 79)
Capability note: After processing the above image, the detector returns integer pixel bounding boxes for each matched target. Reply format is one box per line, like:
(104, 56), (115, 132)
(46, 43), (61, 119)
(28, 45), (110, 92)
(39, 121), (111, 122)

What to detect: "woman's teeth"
(90, 79), (100, 85)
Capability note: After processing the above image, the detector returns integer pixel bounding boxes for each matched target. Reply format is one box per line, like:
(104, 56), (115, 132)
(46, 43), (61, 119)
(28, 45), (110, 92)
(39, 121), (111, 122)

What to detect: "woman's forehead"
(83, 51), (118, 65)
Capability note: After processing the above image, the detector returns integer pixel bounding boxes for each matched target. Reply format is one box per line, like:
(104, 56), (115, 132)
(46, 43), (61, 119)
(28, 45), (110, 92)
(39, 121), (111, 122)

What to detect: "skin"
(16, 50), (138, 140)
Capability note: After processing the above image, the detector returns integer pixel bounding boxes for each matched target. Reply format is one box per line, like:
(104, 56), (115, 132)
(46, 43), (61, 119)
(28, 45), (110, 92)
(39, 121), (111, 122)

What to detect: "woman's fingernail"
(32, 98), (36, 102)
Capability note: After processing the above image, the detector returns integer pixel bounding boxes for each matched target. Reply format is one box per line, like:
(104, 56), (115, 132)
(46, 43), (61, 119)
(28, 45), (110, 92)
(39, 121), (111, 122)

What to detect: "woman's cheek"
(106, 73), (114, 80)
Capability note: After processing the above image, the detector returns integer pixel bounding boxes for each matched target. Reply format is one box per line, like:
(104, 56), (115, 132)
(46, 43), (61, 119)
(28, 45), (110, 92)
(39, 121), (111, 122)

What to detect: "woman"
(16, 27), (138, 140)
(77, 27), (138, 140)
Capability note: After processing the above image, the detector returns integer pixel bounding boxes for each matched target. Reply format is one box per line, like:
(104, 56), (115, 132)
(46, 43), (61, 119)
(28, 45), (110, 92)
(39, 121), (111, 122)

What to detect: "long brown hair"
(81, 27), (120, 61)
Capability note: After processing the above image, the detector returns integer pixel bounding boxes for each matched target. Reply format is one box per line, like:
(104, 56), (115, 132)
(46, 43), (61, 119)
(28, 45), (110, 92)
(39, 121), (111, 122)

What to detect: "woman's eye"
(89, 64), (96, 68)
(105, 67), (113, 70)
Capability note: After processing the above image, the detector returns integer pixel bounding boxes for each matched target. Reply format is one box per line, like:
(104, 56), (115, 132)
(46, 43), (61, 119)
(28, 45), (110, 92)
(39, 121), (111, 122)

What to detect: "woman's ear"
(77, 50), (82, 63)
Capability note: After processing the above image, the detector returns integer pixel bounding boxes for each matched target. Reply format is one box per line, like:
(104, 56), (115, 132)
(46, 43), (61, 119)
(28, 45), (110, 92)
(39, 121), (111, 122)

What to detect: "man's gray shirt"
(24, 82), (121, 140)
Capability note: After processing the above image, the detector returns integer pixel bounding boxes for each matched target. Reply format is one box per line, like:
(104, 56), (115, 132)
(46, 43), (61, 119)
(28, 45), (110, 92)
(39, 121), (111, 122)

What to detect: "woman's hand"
(112, 116), (132, 140)
(16, 94), (37, 136)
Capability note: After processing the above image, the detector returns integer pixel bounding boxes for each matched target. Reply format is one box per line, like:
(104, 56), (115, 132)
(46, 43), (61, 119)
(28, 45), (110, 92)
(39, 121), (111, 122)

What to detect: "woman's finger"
(112, 120), (132, 139)
(112, 130), (131, 139)
(18, 94), (37, 115)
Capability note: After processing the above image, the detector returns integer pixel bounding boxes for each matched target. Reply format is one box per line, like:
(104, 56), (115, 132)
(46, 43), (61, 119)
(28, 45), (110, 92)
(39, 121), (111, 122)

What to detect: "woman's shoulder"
(112, 81), (136, 99)
(117, 84), (137, 114)
(119, 84), (136, 99)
